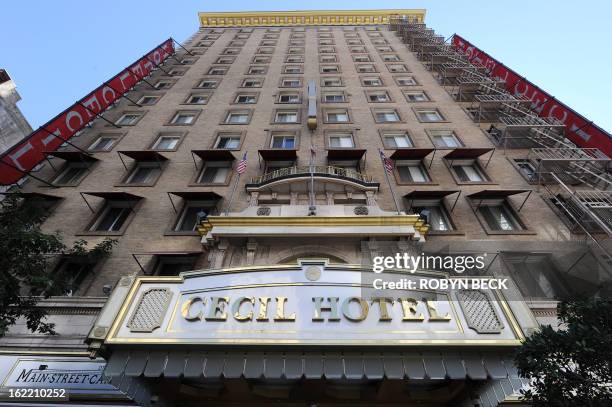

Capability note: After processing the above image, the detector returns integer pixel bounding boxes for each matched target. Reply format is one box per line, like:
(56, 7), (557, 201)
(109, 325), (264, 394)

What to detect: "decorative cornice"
(198, 9), (426, 27)
(198, 215), (429, 236)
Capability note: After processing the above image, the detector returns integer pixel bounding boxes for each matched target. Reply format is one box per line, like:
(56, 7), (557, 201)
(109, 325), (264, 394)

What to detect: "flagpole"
(379, 149), (402, 215)
(224, 173), (241, 216)
(225, 152), (247, 216)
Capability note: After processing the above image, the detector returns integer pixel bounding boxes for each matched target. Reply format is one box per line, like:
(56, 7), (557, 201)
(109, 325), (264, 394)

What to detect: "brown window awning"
(467, 189), (530, 199)
(82, 191), (143, 201)
(404, 190), (460, 199)
(45, 151), (98, 162)
(390, 148), (434, 160)
(168, 191), (223, 201)
(327, 148), (367, 161)
(443, 147), (494, 160)
(118, 150), (168, 162)
(192, 149), (236, 161)
(258, 149), (298, 161)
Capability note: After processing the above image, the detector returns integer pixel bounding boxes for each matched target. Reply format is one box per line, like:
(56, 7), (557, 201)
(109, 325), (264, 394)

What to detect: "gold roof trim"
(198, 9), (426, 27)
(198, 215), (429, 236)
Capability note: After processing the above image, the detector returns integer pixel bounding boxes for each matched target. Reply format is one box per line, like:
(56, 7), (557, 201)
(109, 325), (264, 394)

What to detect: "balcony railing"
(248, 165), (376, 186)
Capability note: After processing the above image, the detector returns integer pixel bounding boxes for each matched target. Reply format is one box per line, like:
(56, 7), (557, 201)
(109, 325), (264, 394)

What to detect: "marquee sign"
(0, 38), (175, 186)
(90, 263), (526, 347)
(452, 34), (612, 157)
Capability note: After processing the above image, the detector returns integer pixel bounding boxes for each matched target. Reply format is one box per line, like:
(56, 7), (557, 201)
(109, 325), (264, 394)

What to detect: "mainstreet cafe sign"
(89, 263), (525, 347)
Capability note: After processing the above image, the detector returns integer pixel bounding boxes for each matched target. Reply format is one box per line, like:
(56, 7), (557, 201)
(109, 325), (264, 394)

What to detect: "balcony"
(246, 165), (379, 190)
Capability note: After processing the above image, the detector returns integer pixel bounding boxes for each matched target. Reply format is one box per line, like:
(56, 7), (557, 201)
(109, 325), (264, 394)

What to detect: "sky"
(1, 0), (611, 133)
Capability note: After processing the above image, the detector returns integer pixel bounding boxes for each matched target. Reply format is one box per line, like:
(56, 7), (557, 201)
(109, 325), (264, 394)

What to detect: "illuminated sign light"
(0, 39), (175, 186)
(452, 34), (612, 157)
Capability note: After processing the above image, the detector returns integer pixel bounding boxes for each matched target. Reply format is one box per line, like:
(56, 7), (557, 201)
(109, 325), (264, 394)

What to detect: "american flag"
(379, 149), (393, 174)
(236, 152), (247, 174)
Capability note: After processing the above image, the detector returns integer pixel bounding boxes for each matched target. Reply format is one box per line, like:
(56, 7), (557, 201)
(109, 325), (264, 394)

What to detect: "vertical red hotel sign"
(0, 39), (175, 186)
(452, 34), (612, 158)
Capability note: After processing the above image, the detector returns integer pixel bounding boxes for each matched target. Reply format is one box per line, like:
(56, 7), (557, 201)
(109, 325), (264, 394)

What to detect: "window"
(404, 91), (430, 102)
(429, 130), (463, 148)
(125, 162), (161, 184)
(175, 202), (216, 232)
(248, 66), (267, 75)
(374, 109), (400, 122)
(412, 205), (453, 231)
(361, 77), (383, 86)
(319, 47), (335, 54)
(382, 131), (413, 148)
(54, 259), (95, 296)
(320, 65), (340, 73)
(253, 56), (271, 64)
(397, 162), (430, 183)
(319, 39), (334, 45)
(152, 134), (181, 150)
(196, 79), (218, 89)
(224, 111), (250, 124)
(367, 91), (391, 103)
(514, 159), (537, 180)
(278, 92), (300, 103)
(229, 41), (245, 48)
(281, 78), (302, 88)
(260, 40), (276, 46)
(323, 92), (346, 103)
(198, 41), (214, 47)
(275, 110), (299, 123)
(116, 113), (142, 126)
(416, 109), (444, 122)
(170, 111), (198, 125)
(223, 48), (240, 55)
(329, 133), (355, 148)
(137, 95), (160, 105)
(325, 109), (350, 123)
(452, 163), (487, 182)
(395, 76), (417, 86)
(154, 80), (173, 89)
(241, 78), (263, 88)
(382, 54), (401, 62)
(377, 47), (393, 53)
(285, 56), (303, 63)
(387, 64), (409, 73)
(288, 47), (304, 54)
(350, 47), (367, 53)
(216, 57), (235, 64)
(214, 134), (241, 149)
(185, 94), (209, 105)
(283, 65), (303, 74)
(53, 163), (88, 185)
(353, 55), (371, 62)
(153, 255), (199, 276)
(168, 68), (186, 76)
(234, 93), (258, 104)
(197, 162), (231, 184)
(320, 55), (337, 63)
(478, 203), (523, 231)
(89, 134), (120, 151)
(322, 77), (342, 87)
(90, 202), (133, 232)
(270, 133), (296, 149)
(357, 64), (377, 73)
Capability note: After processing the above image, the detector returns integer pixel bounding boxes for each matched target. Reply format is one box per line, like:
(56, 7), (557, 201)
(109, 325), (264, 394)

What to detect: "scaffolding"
(389, 16), (612, 272)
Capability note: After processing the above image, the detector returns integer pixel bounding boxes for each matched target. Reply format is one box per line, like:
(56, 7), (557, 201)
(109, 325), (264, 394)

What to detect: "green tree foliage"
(514, 297), (612, 406)
(0, 193), (116, 337)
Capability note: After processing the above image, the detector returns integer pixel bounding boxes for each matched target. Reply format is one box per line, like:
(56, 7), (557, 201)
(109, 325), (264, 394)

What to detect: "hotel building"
(0, 9), (610, 407)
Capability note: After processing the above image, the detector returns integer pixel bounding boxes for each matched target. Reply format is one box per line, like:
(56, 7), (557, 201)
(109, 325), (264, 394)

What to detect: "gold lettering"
(181, 296), (205, 322)
(204, 297), (229, 321)
(256, 297), (271, 321)
(371, 297), (394, 321)
(399, 298), (424, 321)
(274, 297), (296, 321)
(232, 297), (255, 322)
(341, 297), (369, 322)
(426, 300), (451, 321)
(312, 297), (340, 322)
